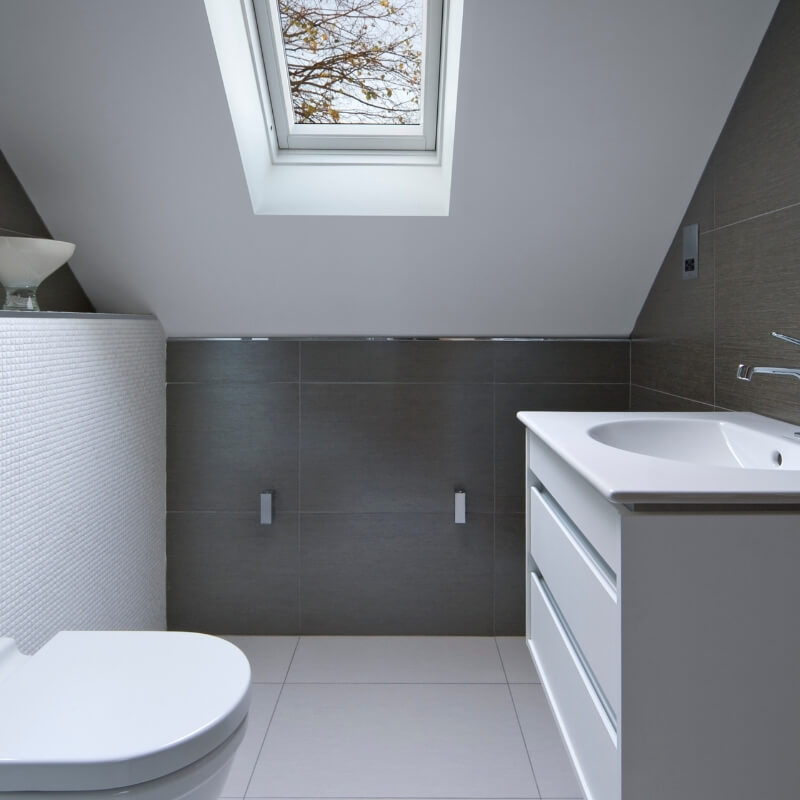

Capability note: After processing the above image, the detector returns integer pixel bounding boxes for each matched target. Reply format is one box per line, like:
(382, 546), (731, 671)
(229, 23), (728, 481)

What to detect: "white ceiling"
(0, 0), (778, 337)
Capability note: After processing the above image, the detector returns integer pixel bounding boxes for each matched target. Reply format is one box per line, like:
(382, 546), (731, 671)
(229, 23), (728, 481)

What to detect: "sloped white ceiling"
(0, 0), (778, 337)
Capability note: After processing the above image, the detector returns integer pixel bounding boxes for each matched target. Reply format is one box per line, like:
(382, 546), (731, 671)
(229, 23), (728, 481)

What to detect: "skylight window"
(204, 0), (463, 214)
(254, 0), (443, 149)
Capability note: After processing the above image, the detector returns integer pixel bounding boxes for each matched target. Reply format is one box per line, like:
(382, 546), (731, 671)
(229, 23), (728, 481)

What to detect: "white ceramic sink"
(588, 418), (800, 470)
(516, 411), (800, 503)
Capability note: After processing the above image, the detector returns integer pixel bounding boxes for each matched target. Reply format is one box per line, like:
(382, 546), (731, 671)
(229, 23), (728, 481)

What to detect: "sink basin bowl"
(588, 418), (800, 469)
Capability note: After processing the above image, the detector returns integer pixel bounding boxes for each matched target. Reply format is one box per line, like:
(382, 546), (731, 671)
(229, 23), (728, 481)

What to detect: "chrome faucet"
(737, 332), (800, 382)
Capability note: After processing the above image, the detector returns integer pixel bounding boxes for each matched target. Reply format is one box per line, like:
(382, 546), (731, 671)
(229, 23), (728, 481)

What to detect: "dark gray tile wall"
(631, 0), (800, 424)
(167, 513), (299, 634)
(300, 513), (494, 635)
(629, 385), (713, 413)
(493, 514), (528, 636)
(301, 340), (494, 383)
(301, 383), (494, 513)
(168, 382), (300, 512)
(0, 150), (93, 312)
(166, 339), (629, 635)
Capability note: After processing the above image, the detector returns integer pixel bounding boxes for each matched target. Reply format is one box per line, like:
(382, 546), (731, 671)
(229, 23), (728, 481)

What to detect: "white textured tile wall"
(0, 316), (166, 653)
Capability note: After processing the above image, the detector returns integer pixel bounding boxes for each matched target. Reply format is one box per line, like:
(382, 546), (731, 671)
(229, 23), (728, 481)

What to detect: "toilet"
(0, 630), (251, 799)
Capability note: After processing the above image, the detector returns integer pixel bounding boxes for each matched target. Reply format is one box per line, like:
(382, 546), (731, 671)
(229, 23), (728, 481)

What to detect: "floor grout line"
(238, 638), (566, 800)
(277, 681), (512, 685)
(494, 639), (542, 799)
(242, 637), (302, 798)
(494, 637), (510, 684)
(251, 679), (543, 685)
(283, 636), (302, 682)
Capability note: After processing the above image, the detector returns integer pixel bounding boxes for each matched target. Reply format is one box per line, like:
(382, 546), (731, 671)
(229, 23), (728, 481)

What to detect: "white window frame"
(203, 0), (463, 215)
(253, 0), (443, 151)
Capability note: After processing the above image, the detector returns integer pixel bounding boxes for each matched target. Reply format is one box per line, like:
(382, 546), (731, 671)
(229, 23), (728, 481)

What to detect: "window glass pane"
(277, 0), (424, 125)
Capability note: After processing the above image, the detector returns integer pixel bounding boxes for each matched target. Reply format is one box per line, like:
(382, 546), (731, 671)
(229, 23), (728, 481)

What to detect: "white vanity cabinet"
(522, 422), (800, 800)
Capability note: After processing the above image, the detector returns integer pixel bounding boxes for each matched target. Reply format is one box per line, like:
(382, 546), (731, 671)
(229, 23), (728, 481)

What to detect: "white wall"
(0, 0), (778, 336)
(0, 314), (165, 653)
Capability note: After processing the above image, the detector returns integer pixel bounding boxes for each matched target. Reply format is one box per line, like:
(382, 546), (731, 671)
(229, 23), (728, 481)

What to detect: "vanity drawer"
(531, 486), (619, 714)
(528, 432), (620, 575)
(529, 572), (618, 800)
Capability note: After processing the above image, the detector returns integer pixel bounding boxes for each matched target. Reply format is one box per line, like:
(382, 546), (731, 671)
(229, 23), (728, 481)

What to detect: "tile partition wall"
(631, 0), (800, 425)
(0, 314), (165, 653)
(166, 339), (629, 635)
(0, 150), (93, 312)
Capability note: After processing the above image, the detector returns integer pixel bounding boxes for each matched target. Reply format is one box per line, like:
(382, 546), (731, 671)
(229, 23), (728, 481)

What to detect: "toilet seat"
(0, 631), (250, 792)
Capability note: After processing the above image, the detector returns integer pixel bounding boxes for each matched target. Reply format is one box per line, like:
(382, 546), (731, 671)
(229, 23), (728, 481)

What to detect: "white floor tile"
(246, 683), (538, 798)
(497, 637), (541, 683)
(510, 684), (583, 799)
(219, 684), (282, 798)
(222, 636), (298, 682)
(286, 635), (507, 683)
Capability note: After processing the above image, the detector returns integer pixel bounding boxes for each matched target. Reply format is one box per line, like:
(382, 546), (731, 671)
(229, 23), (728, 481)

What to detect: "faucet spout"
(736, 364), (800, 382)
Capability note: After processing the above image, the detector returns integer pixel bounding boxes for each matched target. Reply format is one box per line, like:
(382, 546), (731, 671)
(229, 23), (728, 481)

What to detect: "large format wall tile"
(494, 340), (629, 383)
(631, 0), (800, 428)
(167, 339), (299, 383)
(301, 383), (493, 513)
(301, 340), (493, 383)
(631, 234), (714, 404)
(495, 383), (629, 513)
(166, 338), (629, 636)
(167, 512), (299, 634)
(714, 206), (800, 425)
(630, 385), (714, 412)
(300, 513), (493, 634)
(167, 382), (299, 512)
(494, 515), (526, 636)
(714, 1), (800, 228)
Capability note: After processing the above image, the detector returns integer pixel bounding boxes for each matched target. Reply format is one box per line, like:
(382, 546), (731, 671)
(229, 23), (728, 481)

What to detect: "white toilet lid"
(0, 631), (251, 792)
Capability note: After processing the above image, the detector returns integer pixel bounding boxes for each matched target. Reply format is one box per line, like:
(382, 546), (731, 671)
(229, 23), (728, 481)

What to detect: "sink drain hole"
(773, 451), (783, 466)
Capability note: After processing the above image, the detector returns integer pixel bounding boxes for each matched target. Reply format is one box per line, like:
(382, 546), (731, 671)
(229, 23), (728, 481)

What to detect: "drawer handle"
(536, 574), (618, 738)
(538, 489), (617, 591)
